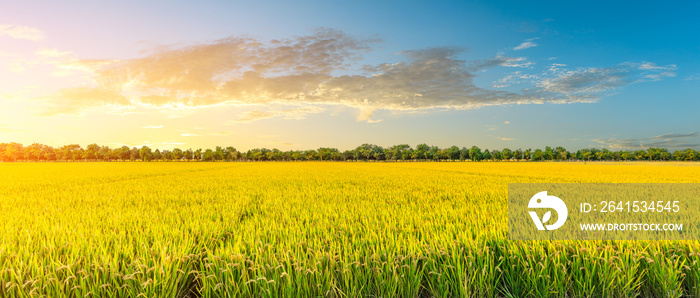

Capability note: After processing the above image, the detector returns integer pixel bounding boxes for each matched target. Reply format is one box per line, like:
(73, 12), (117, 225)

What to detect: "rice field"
(1, 162), (700, 297)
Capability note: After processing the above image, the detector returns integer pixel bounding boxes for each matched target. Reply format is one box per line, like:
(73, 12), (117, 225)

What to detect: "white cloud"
(233, 106), (326, 122)
(495, 55), (534, 68)
(0, 24), (46, 41)
(2, 47), (114, 78)
(30, 29), (678, 121)
(593, 132), (699, 150)
(35, 87), (131, 116)
(513, 38), (539, 51)
(538, 67), (630, 96)
(684, 74), (700, 81)
(207, 132), (233, 136)
(35, 48), (71, 58)
(633, 62), (676, 81)
(514, 41), (537, 51)
(536, 62), (676, 99)
(638, 62), (670, 70)
(492, 71), (539, 88)
(161, 141), (186, 146)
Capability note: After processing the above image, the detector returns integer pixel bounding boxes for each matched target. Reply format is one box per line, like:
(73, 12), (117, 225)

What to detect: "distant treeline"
(0, 142), (698, 162)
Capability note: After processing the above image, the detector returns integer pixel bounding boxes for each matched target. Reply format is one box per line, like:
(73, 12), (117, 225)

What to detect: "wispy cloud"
(651, 132), (698, 140)
(181, 133), (201, 137)
(494, 60), (675, 95)
(271, 141), (294, 146)
(233, 106), (326, 122)
(593, 132), (699, 150)
(532, 62), (676, 99)
(0, 125), (28, 133)
(234, 111), (274, 122)
(684, 74), (700, 81)
(160, 141), (186, 147)
(106, 141), (153, 148)
(538, 66), (631, 96)
(635, 62), (676, 81)
(0, 24), (45, 41)
(491, 55), (534, 68)
(207, 132), (233, 136)
(35, 48), (72, 59)
(492, 71), (539, 88)
(142, 125), (163, 129)
(513, 38), (539, 51)
(36, 87), (131, 116)
(4, 47), (125, 82)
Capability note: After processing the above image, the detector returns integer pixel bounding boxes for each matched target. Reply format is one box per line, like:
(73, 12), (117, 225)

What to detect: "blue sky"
(0, 0), (698, 150)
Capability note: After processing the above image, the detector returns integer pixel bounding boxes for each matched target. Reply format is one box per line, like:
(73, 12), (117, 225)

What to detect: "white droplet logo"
(528, 191), (568, 231)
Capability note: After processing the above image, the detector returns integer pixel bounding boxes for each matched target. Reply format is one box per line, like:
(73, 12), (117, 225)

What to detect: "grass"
(0, 162), (699, 297)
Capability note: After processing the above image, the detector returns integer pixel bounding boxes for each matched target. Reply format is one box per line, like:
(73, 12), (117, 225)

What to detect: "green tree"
(446, 146), (460, 160)
(544, 146), (554, 160)
(84, 143), (101, 161)
(482, 149), (492, 160)
(318, 147), (340, 161)
(129, 147), (138, 161)
(184, 149), (194, 161)
(341, 150), (354, 161)
(138, 146), (153, 161)
(427, 146), (440, 161)
(533, 149), (543, 161)
(582, 151), (592, 161)
(468, 146), (482, 161)
(303, 149), (317, 161)
(413, 143), (430, 160)
(355, 144), (375, 161)
(153, 149), (162, 161)
(98, 146), (111, 161)
(459, 147), (469, 161)
(5, 142), (24, 162)
(225, 147), (238, 161)
(214, 146), (225, 161)
(116, 146), (130, 161)
(513, 149), (523, 161)
(42, 144), (57, 161)
(203, 149), (215, 161)
(555, 146), (567, 160)
(621, 151), (631, 161)
(173, 148), (183, 161)
(162, 150), (173, 161)
(389, 144), (411, 161)
(501, 148), (512, 160)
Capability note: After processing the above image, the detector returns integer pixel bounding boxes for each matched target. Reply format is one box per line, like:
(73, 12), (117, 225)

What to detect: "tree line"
(0, 142), (698, 162)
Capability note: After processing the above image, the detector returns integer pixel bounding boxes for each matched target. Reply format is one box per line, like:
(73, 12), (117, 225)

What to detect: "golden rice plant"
(0, 162), (699, 297)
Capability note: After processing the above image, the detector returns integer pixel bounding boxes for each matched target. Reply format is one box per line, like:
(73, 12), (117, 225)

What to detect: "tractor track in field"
(177, 196), (259, 298)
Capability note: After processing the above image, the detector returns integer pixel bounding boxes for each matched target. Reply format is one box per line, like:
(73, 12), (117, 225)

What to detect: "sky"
(1, 0), (699, 151)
